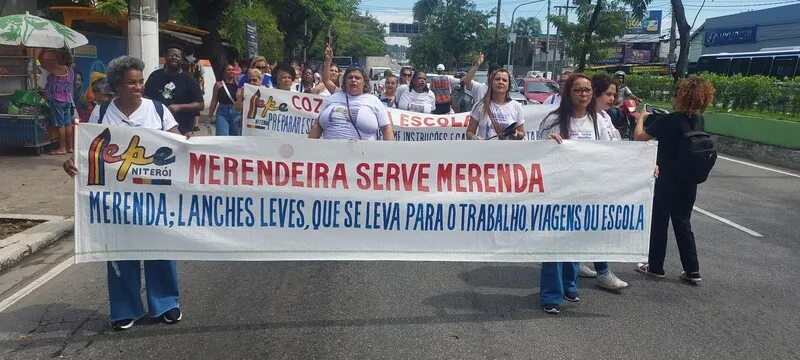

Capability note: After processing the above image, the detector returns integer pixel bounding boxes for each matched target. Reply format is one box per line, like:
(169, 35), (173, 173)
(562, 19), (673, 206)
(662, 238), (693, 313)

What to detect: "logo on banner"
(87, 129), (176, 186)
(245, 89), (289, 130)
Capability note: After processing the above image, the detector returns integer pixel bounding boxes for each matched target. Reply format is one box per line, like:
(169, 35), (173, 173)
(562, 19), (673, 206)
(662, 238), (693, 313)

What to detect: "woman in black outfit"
(208, 63), (241, 136)
(632, 76), (716, 285)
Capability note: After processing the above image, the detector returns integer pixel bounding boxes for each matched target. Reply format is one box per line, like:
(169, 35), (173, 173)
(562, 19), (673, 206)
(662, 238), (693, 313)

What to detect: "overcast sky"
(360, 0), (799, 46)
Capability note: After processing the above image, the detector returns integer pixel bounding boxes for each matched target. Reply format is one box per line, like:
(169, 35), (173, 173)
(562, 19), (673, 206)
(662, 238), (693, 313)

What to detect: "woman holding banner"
(396, 71), (436, 114)
(308, 66), (394, 141)
(537, 74), (618, 314)
(465, 69), (525, 140)
(271, 62), (299, 92)
(62, 55), (188, 330)
(235, 68), (263, 113)
(565, 74), (630, 290)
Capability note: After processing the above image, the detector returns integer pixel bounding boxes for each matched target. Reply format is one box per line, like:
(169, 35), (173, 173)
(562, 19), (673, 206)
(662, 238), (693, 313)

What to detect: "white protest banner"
(240, 85), (545, 140)
(74, 123), (656, 263)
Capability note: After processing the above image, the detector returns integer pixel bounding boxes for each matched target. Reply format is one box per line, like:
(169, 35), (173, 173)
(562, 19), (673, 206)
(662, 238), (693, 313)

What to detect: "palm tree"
(513, 17), (542, 37)
(575, 0), (651, 72)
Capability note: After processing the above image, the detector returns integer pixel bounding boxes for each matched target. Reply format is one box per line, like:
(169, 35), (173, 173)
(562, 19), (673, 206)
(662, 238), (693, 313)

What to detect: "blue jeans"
(48, 100), (72, 127)
(540, 262), (579, 306)
(215, 105), (240, 136)
(594, 262), (609, 275)
(107, 260), (179, 322)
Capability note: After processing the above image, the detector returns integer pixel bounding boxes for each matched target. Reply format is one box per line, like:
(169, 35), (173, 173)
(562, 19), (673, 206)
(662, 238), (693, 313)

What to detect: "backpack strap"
(151, 100), (165, 123)
(98, 102), (110, 124)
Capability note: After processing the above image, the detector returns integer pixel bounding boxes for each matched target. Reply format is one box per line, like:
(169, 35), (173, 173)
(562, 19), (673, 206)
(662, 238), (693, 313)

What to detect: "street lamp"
(507, 0), (547, 69)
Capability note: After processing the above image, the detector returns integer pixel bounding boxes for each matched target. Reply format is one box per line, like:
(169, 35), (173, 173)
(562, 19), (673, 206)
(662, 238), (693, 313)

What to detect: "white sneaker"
(596, 271), (629, 290)
(578, 263), (597, 278)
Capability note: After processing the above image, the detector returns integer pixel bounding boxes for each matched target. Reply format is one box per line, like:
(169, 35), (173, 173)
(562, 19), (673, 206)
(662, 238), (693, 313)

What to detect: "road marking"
(693, 206), (764, 237)
(718, 156), (800, 179)
(0, 257), (73, 313)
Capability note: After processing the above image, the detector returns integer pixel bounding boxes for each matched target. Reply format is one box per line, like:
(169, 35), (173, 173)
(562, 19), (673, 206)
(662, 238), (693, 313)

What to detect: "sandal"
(48, 150), (67, 155)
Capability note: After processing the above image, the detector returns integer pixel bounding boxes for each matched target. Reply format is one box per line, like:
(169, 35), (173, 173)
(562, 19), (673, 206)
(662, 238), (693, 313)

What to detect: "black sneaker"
(193, 126), (201, 132)
(542, 304), (560, 314)
(564, 292), (580, 302)
(681, 271), (702, 285)
(111, 319), (135, 331)
(162, 308), (182, 324)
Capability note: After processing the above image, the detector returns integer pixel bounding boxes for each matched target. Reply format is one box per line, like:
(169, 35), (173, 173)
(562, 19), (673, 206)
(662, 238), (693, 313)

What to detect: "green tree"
(513, 16), (542, 37)
(221, 2), (284, 63)
(409, 0), (489, 71)
(560, 0), (651, 71)
(263, 0), (357, 62)
(412, 0), (442, 22)
(330, 12), (388, 60)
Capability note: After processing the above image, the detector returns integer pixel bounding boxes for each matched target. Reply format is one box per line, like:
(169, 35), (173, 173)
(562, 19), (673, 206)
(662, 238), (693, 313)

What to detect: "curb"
(0, 215), (74, 272)
(712, 135), (800, 172)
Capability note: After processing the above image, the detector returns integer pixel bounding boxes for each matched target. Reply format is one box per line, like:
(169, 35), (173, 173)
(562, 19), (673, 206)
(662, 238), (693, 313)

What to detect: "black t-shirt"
(644, 112), (705, 171)
(144, 69), (203, 128)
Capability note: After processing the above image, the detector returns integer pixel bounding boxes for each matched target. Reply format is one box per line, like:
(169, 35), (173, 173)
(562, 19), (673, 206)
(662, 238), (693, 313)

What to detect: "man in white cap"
(429, 63), (459, 114)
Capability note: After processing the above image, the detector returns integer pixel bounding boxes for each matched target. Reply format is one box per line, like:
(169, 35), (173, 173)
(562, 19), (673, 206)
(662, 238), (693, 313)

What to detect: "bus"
(696, 48), (800, 78)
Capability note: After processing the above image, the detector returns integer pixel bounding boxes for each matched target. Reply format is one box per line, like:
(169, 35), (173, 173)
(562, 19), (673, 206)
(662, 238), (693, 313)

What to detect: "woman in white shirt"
(271, 62), (299, 92)
(62, 55), (186, 330)
(309, 66), (394, 141)
(465, 69), (525, 140)
(319, 44), (342, 96)
(396, 71), (436, 113)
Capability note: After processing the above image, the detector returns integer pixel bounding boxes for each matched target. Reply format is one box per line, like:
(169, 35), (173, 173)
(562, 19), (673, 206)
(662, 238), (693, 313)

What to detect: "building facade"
(701, 4), (800, 55)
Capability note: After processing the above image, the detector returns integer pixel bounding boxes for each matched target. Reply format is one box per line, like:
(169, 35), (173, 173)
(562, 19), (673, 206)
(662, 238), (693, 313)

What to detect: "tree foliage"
(330, 12), (389, 61)
(221, 1), (284, 62)
(412, 0), (442, 22)
(549, 0), (628, 71)
(513, 16), (542, 37)
(409, 0), (490, 71)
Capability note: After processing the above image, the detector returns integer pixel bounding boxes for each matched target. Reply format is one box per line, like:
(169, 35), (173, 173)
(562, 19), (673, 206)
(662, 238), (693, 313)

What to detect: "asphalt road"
(0, 154), (798, 359)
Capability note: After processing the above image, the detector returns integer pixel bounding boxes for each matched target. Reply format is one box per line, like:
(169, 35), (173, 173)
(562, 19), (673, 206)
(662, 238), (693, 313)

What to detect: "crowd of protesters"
(61, 44), (716, 328)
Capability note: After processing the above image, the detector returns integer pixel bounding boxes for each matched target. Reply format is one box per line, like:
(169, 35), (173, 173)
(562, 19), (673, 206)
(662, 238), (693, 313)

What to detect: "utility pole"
(495, 0), (502, 64)
(129, 0), (159, 80)
(668, 15), (677, 64)
(303, 20), (308, 63)
(553, 6), (561, 76)
(544, 0), (550, 78)
(553, 2), (575, 74)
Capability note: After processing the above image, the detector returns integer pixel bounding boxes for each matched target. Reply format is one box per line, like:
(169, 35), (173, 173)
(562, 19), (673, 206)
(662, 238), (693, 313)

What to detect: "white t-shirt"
(544, 93), (562, 105)
(537, 112), (613, 141)
(396, 87), (436, 113)
(88, 98), (178, 131)
(318, 91), (390, 141)
(470, 100), (525, 139)
(467, 80), (488, 104)
(599, 110), (622, 141)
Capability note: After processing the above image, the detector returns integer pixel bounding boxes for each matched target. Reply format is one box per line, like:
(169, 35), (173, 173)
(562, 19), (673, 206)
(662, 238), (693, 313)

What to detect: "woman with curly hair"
(63, 55), (187, 330)
(633, 76), (716, 285)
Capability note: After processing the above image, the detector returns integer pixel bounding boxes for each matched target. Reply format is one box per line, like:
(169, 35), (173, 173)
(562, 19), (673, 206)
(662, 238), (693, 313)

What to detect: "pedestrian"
(62, 55), (187, 330)
(294, 66), (316, 93)
(208, 63), (241, 136)
(235, 68), (264, 113)
(308, 65), (394, 141)
(568, 73), (630, 290)
(465, 69), (525, 140)
(143, 44), (204, 136)
(272, 62), (299, 91)
(320, 44), (342, 96)
(537, 73), (610, 314)
(396, 71), (436, 114)
(543, 71), (571, 105)
(633, 76), (716, 285)
(39, 47), (79, 155)
(237, 56), (272, 88)
(378, 73), (399, 108)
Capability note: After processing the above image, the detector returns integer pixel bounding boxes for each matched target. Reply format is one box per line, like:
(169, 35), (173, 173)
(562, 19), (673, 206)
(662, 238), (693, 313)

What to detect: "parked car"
(451, 71), (529, 113)
(519, 77), (559, 104)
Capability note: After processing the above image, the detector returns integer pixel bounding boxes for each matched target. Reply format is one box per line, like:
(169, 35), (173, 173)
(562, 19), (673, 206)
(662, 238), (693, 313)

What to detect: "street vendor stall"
(0, 12), (88, 155)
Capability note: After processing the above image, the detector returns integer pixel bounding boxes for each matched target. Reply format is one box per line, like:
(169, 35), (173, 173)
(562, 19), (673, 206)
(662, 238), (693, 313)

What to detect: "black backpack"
(676, 114), (717, 184)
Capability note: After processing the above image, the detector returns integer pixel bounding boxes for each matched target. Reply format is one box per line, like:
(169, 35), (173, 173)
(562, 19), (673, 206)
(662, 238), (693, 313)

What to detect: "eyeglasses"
(572, 88), (592, 95)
